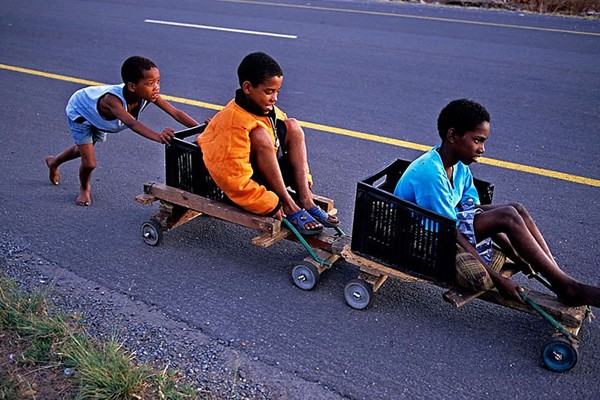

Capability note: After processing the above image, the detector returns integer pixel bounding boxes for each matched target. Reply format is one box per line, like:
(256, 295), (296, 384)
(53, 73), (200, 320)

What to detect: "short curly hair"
(121, 56), (157, 84)
(437, 99), (490, 140)
(237, 52), (283, 87)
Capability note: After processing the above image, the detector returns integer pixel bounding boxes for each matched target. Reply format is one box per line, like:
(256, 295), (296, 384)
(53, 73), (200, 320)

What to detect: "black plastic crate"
(351, 159), (494, 284)
(165, 125), (225, 201)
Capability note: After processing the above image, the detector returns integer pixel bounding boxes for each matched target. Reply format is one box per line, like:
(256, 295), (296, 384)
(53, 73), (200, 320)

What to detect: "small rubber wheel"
(292, 262), (320, 290)
(140, 220), (163, 246)
(541, 336), (579, 372)
(344, 279), (374, 310)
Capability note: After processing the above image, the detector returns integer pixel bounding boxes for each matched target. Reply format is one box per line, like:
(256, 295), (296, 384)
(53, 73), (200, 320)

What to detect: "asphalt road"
(1, 0), (599, 398)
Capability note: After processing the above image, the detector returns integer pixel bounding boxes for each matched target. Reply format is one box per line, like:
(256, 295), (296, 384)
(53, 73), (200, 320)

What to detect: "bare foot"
(76, 190), (91, 207)
(45, 156), (60, 185)
(557, 282), (600, 308)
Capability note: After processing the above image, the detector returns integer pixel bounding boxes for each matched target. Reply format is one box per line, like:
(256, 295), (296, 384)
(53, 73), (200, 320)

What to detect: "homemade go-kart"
(338, 159), (593, 373)
(134, 125), (345, 290)
(136, 126), (593, 373)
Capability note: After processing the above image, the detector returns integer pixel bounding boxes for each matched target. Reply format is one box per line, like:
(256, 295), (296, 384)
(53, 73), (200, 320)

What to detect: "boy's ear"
(126, 82), (136, 93)
(241, 81), (253, 94)
(447, 128), (457, 143)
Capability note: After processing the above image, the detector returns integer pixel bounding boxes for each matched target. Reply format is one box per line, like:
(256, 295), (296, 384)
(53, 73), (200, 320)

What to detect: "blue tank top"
(65, 84), (148, 133)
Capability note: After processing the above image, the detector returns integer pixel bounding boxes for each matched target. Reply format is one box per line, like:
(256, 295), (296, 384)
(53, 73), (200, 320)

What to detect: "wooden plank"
(145, 182), (280, 234)
(284, 229), (339, 253)
(477, 289), (587, 329)
(340, 245), (430, 283)
(303, 250), (340, 273)
(331, 235), (351, 255)
(252, 230), (291, 248)
(164, 207), (202, 231)
(135, 193), (157, 205)
(357, 272), (388, 293)
(312, 194), (334, 213)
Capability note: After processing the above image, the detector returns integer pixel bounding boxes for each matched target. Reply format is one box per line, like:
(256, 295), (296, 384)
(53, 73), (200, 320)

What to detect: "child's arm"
(153, 96), (199, 128)
(101, 94), (174, 144)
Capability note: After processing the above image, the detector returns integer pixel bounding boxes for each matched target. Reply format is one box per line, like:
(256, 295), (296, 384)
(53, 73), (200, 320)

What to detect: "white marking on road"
(144, 19), (297, 39)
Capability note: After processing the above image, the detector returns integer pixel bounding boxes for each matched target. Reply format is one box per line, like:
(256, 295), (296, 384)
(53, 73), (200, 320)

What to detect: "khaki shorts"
(455, 244), (506, 291)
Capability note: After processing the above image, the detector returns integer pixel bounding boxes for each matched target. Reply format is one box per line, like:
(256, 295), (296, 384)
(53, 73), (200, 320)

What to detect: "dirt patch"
(0, 331), (78, 400)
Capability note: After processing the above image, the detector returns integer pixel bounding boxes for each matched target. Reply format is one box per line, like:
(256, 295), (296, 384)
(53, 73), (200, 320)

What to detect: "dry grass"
(509, 0), (599, 15)
(400, 0), (600, 17)
(0, 275), (203, 400)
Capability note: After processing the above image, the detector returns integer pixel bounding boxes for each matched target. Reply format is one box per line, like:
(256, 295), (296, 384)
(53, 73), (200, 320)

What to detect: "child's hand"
(495, 276), (525, 303)
(159, 128), (175, 144)
(272, 208), (284, 221)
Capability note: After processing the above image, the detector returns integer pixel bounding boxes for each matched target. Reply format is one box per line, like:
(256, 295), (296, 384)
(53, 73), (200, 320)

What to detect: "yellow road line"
(1, 63), (598, 187)
(301, 121), (600, 187)
(215, 0), (600, 37)
(0, 63), (105, 86)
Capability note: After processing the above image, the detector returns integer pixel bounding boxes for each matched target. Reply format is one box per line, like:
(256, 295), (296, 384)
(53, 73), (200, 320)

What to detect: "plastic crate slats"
(164, 129), (226, 201)
(177, 152), (194, 193)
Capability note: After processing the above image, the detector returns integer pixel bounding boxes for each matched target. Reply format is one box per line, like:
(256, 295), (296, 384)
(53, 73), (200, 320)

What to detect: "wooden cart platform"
(136, 181), (344, 290)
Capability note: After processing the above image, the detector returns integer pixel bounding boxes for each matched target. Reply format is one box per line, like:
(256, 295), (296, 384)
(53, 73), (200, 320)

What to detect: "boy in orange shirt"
(197, 52), (338, 235)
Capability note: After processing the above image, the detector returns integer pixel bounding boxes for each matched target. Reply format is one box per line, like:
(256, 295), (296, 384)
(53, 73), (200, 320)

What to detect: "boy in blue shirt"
(45, 56), (200, 206)
(395, 99), (600, 307)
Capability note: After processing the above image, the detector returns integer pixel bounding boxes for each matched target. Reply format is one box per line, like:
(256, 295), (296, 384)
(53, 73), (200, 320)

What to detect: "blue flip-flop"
(307, 206), (339, 228)
(285, 209), (323, 236)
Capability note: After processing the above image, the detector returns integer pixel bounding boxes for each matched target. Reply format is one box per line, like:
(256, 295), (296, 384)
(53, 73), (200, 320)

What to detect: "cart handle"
(282, 218), (333, 267)
(520, 291), (579, 342)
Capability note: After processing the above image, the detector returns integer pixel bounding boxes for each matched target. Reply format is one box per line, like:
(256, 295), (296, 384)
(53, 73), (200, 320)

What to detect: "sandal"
(307, 206), (339, 228)
(285, 209), (323, 236)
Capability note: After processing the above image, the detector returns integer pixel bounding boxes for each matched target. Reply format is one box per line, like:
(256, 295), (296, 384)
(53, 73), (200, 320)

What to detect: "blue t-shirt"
(393, 146), (480, 222)
(65, 84), (148, 133)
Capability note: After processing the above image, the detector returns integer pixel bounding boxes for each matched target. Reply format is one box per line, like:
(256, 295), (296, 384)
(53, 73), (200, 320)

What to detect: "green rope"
(282, 218), (332, 267)
(520, 291), (579, 342)
(528, 271), (553, 291)
(333, 225), (346, 236)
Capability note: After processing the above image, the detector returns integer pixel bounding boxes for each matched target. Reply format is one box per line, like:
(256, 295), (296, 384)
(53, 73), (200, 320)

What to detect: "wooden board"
(339, 245), (430, 284)
(152, 202), (202, 232)
(134, 193), (157, 205)
(312, 194), (335, 213)
(143, 182), (280, 234)
(477, 289), (588, 329)
(252, 230), (291, 248)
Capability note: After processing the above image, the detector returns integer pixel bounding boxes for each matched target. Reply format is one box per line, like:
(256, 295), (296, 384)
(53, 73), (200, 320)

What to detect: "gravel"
(0, 232), (343, 400)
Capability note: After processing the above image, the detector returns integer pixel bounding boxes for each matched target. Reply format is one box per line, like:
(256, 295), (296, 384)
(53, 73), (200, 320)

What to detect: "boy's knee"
(509, 202), (529, 217)
(284, 119), (305, 141)
(80, 160), (96, 171)
(250, 127), (274, 151)
(496, 205), (524, 228)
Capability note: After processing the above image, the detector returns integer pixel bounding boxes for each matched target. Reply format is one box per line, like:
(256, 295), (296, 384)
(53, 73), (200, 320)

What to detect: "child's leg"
(283, 119), (338, 225)
(483, 203), (555, 266)
(492, 233), (534, 274)
(45, 145), (81, 185)
(475, 205), (600, 307)
(249, 126), (321, 231)
(510, 202), (556, 264)
(76, 144), (96, 206)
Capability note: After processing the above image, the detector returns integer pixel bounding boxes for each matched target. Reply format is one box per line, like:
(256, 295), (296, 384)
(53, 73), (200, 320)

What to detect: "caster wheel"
(140, 220), (163, 246)
(541, 336), (578, 372)
(344, 279), (374, 310)
(292, 262), (320, 290)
